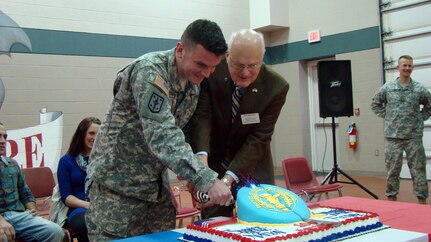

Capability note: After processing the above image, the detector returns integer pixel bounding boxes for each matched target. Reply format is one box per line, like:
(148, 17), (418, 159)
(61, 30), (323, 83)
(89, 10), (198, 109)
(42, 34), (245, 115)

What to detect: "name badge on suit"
(241, 113), (260, 125)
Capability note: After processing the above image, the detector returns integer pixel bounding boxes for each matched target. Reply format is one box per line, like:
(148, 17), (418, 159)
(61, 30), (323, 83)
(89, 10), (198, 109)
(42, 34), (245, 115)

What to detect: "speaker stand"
(320, 117), (378, 199)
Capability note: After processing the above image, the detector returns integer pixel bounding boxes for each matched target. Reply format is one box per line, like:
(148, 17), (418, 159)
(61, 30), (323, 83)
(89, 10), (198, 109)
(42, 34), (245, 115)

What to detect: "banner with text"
(4, 109), (63, 171)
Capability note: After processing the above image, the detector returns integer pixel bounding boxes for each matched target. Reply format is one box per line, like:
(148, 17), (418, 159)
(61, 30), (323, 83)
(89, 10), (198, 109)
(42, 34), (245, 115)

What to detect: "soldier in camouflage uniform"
(85, 19), (232, 241)
(371, 55), (430, 205)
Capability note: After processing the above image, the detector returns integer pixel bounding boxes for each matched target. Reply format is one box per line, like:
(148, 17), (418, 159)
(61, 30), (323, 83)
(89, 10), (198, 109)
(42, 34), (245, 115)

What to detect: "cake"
(182, 184), (385, 242)
(236, 184), (310, 224)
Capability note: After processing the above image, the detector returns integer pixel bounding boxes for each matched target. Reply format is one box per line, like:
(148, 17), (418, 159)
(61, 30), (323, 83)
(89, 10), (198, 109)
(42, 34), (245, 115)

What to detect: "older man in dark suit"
(190, 29), (289, 218)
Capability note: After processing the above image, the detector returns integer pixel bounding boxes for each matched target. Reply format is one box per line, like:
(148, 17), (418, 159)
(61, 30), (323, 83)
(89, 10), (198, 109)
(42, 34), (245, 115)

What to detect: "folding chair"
(282, 156), (343, 202)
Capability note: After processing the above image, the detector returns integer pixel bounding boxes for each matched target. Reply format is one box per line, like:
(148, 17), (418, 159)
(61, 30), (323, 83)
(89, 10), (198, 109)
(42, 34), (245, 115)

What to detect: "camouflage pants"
(385, 138), (428, 198)
(85, 182), (176, 241)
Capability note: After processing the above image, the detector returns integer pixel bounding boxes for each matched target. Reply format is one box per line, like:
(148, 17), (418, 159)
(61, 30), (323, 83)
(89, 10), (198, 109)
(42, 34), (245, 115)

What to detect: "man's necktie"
(232, 86), (242, 123)
(223, 86), (242, 172)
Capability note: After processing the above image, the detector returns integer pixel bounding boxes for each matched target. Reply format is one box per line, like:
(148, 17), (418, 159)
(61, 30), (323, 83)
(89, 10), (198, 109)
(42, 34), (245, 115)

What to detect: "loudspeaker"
(318, 60), (353, 118)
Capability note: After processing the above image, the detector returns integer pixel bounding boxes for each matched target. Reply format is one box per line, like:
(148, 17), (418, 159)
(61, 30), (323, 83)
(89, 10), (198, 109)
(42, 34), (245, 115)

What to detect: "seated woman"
(57, 117), (101, 242)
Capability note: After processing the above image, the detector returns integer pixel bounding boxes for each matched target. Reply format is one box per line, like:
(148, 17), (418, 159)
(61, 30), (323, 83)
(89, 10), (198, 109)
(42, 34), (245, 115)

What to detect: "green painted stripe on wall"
(10, 26), (380, 62)
(265, 26), (381, 65)
(11, 28), (178, 58)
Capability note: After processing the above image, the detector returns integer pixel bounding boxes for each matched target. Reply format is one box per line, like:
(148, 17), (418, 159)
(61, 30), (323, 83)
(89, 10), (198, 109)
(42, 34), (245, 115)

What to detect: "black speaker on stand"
(318, 60), (353, 118)
(317, 60), (378, 199)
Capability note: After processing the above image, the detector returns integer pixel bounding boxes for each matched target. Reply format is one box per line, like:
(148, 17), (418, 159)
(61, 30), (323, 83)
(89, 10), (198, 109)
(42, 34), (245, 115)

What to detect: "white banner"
(4, 108), (63, 171)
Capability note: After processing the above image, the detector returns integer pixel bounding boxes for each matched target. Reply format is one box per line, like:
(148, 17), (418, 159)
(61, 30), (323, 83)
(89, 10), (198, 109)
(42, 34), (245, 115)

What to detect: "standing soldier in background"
(371, 55), (430, 204)
(86, 19), (232, 241)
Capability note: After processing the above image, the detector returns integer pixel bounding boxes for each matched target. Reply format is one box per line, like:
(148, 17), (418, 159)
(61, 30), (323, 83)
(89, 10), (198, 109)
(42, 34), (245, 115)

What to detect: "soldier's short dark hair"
(399, 55), (413, 62)
(181, 19), (227, 56)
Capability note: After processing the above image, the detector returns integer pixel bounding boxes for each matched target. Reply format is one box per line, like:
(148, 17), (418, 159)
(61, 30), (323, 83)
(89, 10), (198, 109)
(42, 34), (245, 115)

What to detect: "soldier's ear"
(176, 42), (185, 60)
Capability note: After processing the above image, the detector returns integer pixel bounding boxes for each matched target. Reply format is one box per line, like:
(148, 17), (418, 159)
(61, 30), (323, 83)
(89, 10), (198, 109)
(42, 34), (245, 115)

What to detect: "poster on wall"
(4, 108), (63, 172)
(1, 11), (63, 171)
(0, 10), (33, 110)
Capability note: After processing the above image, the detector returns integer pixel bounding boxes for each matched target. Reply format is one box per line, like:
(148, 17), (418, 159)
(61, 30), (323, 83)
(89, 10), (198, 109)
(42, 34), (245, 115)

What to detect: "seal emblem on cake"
(249, 185), (297, 212)
(237, 184), (311, 224)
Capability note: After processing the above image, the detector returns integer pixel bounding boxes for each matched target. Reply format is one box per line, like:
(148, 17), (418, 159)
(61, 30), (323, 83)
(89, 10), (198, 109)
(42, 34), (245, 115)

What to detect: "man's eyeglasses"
(229, 61), (261, 71)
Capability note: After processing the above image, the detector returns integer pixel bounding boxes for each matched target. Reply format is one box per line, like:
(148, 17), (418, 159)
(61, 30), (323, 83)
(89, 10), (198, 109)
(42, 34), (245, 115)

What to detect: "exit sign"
(308, 30), (321, 43)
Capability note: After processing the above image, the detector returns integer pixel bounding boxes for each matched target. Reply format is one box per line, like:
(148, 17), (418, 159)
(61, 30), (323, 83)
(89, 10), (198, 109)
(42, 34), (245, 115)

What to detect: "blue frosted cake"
(236, 184), (310, 224)
(183, 184), (385, 242)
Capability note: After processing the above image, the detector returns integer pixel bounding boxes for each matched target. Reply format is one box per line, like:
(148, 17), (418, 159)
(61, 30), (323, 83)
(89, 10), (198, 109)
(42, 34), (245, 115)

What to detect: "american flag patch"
(153, 75), (169, 96)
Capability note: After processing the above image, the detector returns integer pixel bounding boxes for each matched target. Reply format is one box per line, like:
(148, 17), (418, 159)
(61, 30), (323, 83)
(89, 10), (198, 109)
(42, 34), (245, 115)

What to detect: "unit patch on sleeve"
(148, 93), (165, 113)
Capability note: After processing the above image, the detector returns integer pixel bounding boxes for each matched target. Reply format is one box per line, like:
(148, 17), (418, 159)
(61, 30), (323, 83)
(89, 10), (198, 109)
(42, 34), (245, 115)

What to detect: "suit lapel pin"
(252, 88), (258, 93)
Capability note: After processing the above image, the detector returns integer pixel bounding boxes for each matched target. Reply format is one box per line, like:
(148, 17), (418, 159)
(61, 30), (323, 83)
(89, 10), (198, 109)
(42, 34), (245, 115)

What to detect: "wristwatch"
(222, 177), (231, 188)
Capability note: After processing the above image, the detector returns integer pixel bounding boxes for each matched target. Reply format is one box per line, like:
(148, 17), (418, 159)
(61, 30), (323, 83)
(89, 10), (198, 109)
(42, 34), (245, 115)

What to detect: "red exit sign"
(308, 30), (320, 43)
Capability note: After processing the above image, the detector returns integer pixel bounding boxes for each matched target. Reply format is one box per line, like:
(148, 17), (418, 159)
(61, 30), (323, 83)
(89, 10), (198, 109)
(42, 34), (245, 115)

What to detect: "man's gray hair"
(228, 29), (265, 52)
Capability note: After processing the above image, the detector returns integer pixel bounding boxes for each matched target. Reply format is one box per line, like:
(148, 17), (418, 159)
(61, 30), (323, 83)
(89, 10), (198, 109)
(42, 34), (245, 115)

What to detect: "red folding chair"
(171, 184), (201, 228)
(282, 156), (343, 202)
